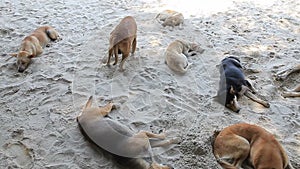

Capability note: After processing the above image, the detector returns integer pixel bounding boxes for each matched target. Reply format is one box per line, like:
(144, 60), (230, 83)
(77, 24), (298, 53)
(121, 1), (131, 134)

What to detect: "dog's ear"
(244, 80), (253, 89)
(10, 53), (18, 57)
(84, 96), (93, 110)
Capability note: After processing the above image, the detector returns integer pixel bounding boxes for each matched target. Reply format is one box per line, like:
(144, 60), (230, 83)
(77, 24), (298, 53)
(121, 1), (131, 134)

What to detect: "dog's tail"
(210, 130), (221, 152)
(217, 159), (238, 169)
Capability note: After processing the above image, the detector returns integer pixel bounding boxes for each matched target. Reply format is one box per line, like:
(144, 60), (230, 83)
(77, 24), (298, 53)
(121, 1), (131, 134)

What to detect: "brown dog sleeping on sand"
(107, 16), (137, 71)
(10, 26), (60, 72)
(77, 96), (179, 169)
(213, 123), (294, 169)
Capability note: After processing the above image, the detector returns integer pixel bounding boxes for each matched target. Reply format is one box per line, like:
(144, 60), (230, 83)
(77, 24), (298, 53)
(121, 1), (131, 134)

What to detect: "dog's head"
(177, 40), (191, 51)
(150, 162), (174, 169)
(14, 51), (33, 72)
(216, 85), (241, 113)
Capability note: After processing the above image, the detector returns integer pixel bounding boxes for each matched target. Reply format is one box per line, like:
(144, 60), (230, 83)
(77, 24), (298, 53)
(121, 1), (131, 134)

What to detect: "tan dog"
(10, 26), (60, 72)
(165, 40), (203, 74)
(77, 96), (179, 169)
(276, 64), (300, 97)
(107, 16), (137, 71)
(213, 123), (294, 169)
(156, 10), (184, 29)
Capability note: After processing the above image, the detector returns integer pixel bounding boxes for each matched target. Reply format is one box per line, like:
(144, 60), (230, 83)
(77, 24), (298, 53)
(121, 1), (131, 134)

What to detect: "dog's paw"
(263, 102), (270, 108)
(170, 137), (182, 144)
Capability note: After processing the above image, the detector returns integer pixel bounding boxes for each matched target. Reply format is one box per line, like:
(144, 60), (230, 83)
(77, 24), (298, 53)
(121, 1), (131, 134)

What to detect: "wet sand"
(0, 0), (299, 168)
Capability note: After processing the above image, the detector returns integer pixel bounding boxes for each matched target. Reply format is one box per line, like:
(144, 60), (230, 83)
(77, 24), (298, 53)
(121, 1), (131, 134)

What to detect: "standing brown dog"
(107, 16), (137, 71)
(10, 26), (60, 72)
(213, 123), (294, 169)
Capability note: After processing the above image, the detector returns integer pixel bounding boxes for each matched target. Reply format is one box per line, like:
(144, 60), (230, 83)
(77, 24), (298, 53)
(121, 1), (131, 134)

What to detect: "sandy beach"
(0, 0), (299, 168)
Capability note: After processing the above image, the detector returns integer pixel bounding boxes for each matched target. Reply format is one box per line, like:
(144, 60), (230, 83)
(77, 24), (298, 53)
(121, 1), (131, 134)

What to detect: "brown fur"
(107, 16), (137, 71)
(10, 26), (60, 72)
(213, 123), (294, 169)
(276, 64), (300, 97)
(77, 96), (179, 169)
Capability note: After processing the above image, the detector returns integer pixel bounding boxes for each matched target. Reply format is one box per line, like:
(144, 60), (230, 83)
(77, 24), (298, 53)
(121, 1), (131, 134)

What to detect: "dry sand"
(0, 0), (299, 168)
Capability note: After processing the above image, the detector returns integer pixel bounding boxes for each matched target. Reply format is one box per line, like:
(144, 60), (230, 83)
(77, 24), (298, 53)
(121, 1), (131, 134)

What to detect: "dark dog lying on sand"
(216, 56), (270, 112)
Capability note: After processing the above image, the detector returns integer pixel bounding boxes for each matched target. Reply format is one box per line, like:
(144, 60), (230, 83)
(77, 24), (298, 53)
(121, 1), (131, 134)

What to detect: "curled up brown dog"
(77, 96), (179, 169)
(107, 16), (137, 71)
(10, 26), (60, 72)
(213, 123), (294, 169)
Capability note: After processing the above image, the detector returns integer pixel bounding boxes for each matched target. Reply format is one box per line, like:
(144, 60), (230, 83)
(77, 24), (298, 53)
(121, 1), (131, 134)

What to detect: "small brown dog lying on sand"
(165, 40), (203, 74)
(77, 96), (179, 169)
(107, 16), (137, 71)
(10, 26), (60, 72)
(276, 64), (300, 97)
(213, 123), (295, 169)
(156, 10), (184, 29)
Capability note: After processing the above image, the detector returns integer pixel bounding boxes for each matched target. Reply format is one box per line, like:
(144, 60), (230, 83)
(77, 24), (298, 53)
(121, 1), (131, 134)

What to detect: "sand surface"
(0, 0), (299, 168)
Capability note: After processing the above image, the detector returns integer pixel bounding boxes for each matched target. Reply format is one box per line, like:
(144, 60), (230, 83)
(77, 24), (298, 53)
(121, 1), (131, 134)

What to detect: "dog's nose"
(18, 68), (25, 73)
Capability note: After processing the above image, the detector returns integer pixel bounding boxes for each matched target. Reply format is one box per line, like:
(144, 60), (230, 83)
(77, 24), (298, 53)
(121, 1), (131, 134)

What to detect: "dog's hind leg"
(46, 28), (59, 41)
(107, 47), (113, 66)
(150, 137), (180, 148)
(282, 91), (300, 97)
(119, 52), (129, 71)
(131, 37), (137, 55)
(244, 91), (270, 108)
(282, 83), (300, 97)
(244, 90), (270, 108)
(214, 135), (250, 169)
(217, 159), (239, 169)
(98, 102), (114, 116)
(276, 64), (300, 80)
(144, 131), (166, 139)
(113, 47), (119, 65)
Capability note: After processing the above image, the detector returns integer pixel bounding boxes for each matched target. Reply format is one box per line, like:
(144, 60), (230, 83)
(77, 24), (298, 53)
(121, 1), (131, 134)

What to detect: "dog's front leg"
(244, 91), (270, 108)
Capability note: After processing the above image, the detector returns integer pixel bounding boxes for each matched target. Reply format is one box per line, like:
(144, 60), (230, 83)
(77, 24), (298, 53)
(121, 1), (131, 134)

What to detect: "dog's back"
(29, 26), (59, 47)
(110, 16), (137, 49)
(219, 57), (245, 87)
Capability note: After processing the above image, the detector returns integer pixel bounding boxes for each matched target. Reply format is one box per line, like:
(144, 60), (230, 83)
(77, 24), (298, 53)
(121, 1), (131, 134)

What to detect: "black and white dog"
(217, 56), (270, 112)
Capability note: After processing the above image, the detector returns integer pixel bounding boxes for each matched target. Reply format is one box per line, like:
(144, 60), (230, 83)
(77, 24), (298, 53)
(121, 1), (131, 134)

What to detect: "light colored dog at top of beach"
(213, 123), (294, 169)
(156, 10), (184, 30)
(107, 16), (137, 71)
(10, 26), (60, 72)
(165, 39), (204, 74)
(276, 64), (300, 97)
(77, 96), (180, 169)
